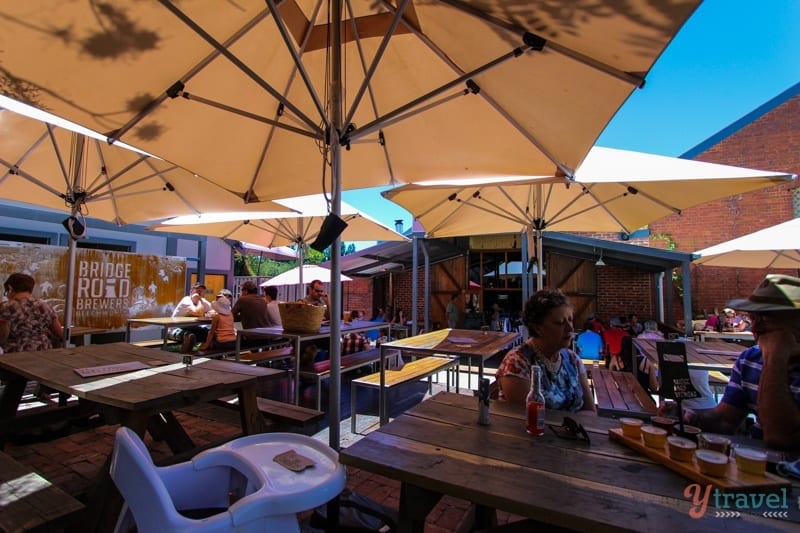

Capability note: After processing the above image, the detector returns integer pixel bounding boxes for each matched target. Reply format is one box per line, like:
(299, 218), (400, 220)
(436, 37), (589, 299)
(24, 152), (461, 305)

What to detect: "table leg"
(0, 375), (26, 450)
(294, 338), (301, 405)
(146, 411), (196, 453)
(238, 383), (269, 434)
(398, 483), (441, 533)
(161, 326), (169, 350)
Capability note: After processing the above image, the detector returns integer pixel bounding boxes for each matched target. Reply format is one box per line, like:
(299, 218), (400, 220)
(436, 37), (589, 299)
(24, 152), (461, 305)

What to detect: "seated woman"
(195, 290), (237, 352)
(495, 289), (594, 412)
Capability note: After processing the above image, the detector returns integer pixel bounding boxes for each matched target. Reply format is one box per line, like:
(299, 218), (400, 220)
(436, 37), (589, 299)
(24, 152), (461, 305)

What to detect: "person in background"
(302, 279), (328, 306)
(671, 274), (800, 451)
(172, 282), (211, 318)
(603, 317), (630, 371)
(232, 280), (271, 329)
(194, 289), (237, 353)
(575, 320), (604, 360)
(342, 329), (370, 355)
(446, 292), (459, 329)
(628, 313), (644, 336)
(263, 285), (282, 327)
(302, 279), (330, 320)
(495, 288), (594, 412)
(0, 272), (63, 352)
(171, 282), (212, 343)
(370, 307), (385, 322)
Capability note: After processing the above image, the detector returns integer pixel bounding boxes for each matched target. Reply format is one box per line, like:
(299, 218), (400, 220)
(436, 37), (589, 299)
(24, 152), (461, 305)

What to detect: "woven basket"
(279, 303), (326, 333)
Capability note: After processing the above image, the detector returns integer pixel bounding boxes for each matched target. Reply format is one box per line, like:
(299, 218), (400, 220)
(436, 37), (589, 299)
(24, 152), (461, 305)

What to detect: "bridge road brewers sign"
(656, 341), (699, 401)
(0, 242), (185, 329)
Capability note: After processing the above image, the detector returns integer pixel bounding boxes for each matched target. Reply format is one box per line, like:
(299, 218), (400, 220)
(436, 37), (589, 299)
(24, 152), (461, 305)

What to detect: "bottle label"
(526, 401), (545, 436)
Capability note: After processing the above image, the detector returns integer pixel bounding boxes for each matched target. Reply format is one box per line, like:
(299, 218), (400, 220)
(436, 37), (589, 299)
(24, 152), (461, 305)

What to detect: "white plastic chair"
(110, 428), (346, 533)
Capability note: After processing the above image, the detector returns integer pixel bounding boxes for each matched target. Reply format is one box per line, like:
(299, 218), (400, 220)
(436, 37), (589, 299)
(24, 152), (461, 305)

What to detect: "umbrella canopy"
(0, 1), (700, 199)
(149, 193), (407, 246)
(383, 146), (795, 287)
(262, 264), (352, 287)
(0, 1), (701, 450)
(693, 218), (800, 269)
(0, 107), (287, 224)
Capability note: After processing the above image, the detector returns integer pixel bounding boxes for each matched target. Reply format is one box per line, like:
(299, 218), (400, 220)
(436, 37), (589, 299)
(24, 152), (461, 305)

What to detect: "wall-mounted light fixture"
(595, 249), (606, 267)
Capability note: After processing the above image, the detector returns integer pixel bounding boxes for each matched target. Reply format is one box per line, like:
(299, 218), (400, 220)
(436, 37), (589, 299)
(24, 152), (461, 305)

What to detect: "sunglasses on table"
(547, 416), (590, 445)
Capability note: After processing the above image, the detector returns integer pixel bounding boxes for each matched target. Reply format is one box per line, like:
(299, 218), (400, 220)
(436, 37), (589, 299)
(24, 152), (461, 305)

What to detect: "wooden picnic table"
(694, 330), (755, 343)
(237, 320), (390, 404)
(0, 342), (283, 532)
(125, 316), (212, 349)
(68, 325), (109, 346)
(634, 338), (746, 373)
(376, 328), (518, 424)
(592, 368), (657, 419)
(339, 391), (799, 532)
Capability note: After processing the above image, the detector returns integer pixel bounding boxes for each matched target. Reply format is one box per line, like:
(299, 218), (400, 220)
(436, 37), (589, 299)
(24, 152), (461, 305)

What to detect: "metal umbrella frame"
(383, 147), (795, 297)
(0, 1), (703, 448)
(0, 106), (288, 341)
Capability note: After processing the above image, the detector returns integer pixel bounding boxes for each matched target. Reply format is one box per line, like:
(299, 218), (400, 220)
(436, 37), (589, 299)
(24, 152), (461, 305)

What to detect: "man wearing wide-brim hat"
(682, 274), (800, 451)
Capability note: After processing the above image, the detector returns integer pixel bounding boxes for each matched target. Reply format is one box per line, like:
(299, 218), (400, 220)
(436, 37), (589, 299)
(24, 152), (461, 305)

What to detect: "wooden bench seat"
(232, 346), (294, 366)
(350, 356), (460, 433)
(593, 368), (657, 420)
(0, 451), (84, 532)
(212, 396), (325, 434)
(299, 348), (383, 410)
(130, 339), (177, 348)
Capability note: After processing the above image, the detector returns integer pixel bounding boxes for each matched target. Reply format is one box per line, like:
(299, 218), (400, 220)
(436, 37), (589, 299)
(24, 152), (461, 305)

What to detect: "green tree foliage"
(232, 242), (359, 276)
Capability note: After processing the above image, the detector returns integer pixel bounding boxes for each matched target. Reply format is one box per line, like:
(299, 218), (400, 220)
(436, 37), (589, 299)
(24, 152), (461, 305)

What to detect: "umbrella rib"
(343, 0), (411, 129)
(109, 7), (276, 143)
(344, 0), (397, 184)
(347, 43), (532, 143)
(437, 0), (645, 87)
(157, 0), (324, 136)
(264, 0), (329, 128)
(378, 0), (573, 177)
(0, 157), (65, 199)
(247, 0), (326, 203)
(549, 183), (633, 233)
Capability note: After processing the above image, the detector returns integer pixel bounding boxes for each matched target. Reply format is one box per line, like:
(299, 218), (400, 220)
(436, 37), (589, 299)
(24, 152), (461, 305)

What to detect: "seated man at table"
(676, 274), (800, 451)
(170, 282), (211, 343)
(302, 279), (330, 320)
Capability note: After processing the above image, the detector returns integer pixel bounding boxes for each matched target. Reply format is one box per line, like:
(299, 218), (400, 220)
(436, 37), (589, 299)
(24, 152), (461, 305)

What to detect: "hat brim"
(726, 298), (800, 313)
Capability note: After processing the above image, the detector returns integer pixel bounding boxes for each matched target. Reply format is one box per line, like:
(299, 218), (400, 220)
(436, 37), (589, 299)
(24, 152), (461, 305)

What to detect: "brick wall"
(341, 277), (372, 318)
(651, 93), (800, 319)
(596, 265), (657, 321)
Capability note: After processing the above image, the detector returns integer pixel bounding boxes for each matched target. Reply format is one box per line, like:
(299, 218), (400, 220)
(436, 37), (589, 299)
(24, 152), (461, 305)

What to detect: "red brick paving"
(4, 407), (526, 531)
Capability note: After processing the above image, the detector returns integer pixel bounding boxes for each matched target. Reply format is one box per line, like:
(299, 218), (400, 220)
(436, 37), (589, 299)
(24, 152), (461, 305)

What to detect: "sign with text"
(656, 341), (699, 400)
(0, 242), (186, 329)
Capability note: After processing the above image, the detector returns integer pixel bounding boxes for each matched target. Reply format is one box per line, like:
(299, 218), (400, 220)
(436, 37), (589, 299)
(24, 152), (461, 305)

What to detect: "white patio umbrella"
(0, 105), (286, 339)
(0, 1), (701, 449)
(149, 193), (407, 287)
(384, 147), (796, 288)
(263, 264), (352, 286)
(262, 264), (352, 302)
(693, 218), (800, 269)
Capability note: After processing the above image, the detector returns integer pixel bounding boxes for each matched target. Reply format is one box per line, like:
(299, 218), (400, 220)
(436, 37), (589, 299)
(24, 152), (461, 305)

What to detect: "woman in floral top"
(0, 273), (63, 353)
(496, 289), (594, 412)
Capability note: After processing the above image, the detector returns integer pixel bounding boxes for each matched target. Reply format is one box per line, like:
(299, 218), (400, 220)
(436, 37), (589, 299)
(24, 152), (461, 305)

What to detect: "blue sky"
(344, 0), (800, 232)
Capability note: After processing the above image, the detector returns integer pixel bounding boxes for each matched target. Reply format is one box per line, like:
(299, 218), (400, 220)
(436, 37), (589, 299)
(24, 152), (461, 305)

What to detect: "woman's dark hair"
(4, 272), (35, 294)
(523, 288), (570, 337)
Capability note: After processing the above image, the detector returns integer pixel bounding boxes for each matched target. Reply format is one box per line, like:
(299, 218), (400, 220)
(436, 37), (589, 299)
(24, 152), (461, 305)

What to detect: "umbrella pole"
(62, 132), (87, 345)
(327, 0), (344, 451)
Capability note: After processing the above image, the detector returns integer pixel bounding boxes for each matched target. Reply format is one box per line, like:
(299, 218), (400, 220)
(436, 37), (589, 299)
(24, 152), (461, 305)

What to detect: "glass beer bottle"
(526, 365), (545, 436)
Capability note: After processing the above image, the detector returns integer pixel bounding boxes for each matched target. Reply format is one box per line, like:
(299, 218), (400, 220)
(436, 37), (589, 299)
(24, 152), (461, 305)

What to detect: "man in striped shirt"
(683, 274), (800, 451)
